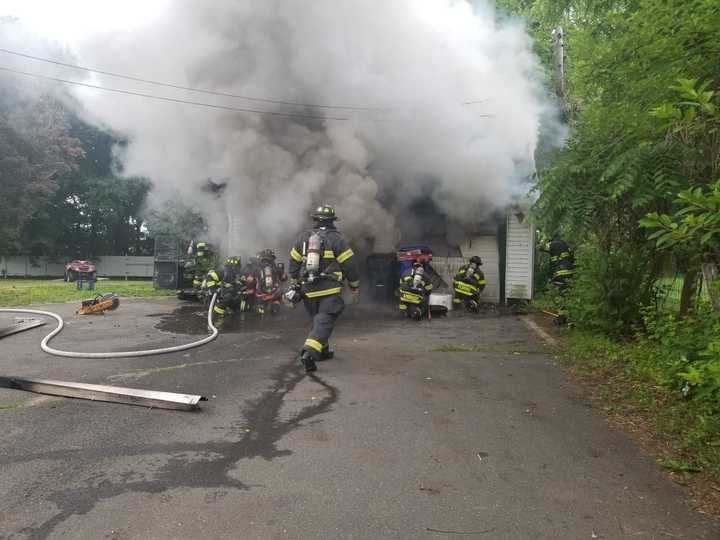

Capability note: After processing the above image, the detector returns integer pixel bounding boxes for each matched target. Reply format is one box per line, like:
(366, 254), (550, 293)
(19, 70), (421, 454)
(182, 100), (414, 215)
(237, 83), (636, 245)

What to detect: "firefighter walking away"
(453, 255), (486, 312)
(286, 204), (360, 373)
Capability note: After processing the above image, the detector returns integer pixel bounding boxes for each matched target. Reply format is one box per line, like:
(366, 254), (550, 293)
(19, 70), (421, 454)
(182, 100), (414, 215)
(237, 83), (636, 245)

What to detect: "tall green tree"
(497, 0), (720, 331)
(0, 79), (84, 254)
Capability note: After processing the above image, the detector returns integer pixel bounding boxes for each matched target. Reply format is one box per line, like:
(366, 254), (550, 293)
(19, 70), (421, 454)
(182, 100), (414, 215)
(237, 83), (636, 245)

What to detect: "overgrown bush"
(561, 241), (658, 335)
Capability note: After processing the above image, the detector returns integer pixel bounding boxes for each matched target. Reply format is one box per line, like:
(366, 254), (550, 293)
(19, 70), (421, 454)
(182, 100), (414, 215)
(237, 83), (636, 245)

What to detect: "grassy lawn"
(0, 279), (174, 307)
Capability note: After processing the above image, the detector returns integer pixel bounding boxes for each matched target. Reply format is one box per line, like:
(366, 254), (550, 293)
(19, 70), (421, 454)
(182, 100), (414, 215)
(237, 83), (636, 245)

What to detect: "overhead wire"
(0, 65), (349, 121)
(0, 47), (386, 112)
(0, 47), (493, 116)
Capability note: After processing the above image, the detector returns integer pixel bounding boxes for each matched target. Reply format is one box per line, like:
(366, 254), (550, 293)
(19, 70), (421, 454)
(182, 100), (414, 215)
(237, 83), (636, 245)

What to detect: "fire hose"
(0, 293), (219, 358)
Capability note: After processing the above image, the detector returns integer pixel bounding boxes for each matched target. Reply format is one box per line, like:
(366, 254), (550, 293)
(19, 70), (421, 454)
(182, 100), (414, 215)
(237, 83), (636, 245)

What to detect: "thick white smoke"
(7, 1), (549, 255)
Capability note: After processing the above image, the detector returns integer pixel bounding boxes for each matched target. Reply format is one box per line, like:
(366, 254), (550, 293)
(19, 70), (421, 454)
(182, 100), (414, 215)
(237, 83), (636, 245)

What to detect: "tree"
(496, 0), (720, 332)
(0, 80), (84, 254)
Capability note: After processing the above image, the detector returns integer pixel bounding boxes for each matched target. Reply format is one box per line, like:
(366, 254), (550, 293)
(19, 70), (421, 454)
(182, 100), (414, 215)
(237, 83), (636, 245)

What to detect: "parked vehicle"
(65, 260), (96, 282)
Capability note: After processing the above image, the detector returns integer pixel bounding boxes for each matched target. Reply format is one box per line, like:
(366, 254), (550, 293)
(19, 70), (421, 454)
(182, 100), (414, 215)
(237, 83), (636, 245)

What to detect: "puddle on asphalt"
(149, 299), (514, 336)
(150, 301), (402, 335)
(151, 304), (306, 335)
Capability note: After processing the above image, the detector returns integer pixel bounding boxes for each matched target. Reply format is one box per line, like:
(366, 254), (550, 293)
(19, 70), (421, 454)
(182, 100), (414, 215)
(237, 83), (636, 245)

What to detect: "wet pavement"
(0, 297), (718, 539)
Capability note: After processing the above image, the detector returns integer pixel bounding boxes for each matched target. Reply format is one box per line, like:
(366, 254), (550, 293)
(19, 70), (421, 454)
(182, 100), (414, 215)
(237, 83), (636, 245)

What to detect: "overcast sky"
(0, 0), (169, 45)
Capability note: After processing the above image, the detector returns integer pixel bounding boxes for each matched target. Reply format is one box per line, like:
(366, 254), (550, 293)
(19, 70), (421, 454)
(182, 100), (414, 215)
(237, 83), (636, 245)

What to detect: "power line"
(0, 65), (349, 121)
(0, 48), (494, 114)
(0, 47), (387, 112)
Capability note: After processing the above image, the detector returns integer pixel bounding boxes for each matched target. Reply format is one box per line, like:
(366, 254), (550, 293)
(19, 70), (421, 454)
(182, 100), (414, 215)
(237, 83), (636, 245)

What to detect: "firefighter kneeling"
(453, 256), (486, 313)
(286, 204), (359, 373)
(398, 261), (433, 321)
(204, 256), (245, 318)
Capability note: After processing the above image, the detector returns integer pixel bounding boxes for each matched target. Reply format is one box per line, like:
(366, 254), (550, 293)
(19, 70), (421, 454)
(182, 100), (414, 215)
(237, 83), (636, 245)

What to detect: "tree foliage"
(497, 0), (720, 331)
(0, 79), (84, 254)
(0, 76), (157, 257)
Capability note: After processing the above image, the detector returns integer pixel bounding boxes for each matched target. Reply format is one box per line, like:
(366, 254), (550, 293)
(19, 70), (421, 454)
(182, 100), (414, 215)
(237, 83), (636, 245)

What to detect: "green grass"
(0, 279), (173, 307)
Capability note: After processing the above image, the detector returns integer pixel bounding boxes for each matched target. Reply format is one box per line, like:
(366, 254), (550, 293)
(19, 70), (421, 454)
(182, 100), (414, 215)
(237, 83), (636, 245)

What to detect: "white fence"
(0, 256), (155, 278)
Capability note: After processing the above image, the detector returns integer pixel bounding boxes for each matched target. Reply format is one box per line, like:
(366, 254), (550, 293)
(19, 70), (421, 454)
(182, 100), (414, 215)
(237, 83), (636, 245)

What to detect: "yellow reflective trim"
(336, 248), (354, 264)
(478, 280), (487, 285)
(454, 289), (473, 298)
(399, 304), (407, 310)
(213, 306), (225, 315)
(304, 287), (343, 298)
(290, 247), (303, 262)
(332, 271), (343, 280)
(454, 281), (477, 295)
(323, 250), (335, 259)
(304, 338), (323, 352)
(400, 291), (422, 304)
(425, 285), (433, 291)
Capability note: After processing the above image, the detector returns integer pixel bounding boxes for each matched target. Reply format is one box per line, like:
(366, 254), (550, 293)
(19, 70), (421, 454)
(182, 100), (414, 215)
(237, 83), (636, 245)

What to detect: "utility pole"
(552, 26), (568, 118)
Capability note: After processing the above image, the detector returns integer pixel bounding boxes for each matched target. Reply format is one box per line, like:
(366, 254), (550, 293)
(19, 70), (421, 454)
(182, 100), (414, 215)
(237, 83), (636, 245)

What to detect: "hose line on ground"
(0, 293), (219, 358)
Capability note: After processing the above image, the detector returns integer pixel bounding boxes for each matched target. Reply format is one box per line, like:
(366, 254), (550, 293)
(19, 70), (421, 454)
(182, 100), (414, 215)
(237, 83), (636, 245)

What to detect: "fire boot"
(320, 345), (334, 361)
(300, 350), (317, 373)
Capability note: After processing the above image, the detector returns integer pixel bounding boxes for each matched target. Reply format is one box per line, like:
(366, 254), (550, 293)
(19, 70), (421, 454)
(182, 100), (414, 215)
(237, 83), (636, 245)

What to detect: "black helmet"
(257, 249), (275, 262)
(311, 204), (338, 221)
(469, 256), (482, 266)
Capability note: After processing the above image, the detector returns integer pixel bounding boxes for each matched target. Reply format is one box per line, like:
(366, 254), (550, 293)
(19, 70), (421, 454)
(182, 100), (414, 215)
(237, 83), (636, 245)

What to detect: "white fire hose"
(0, 293), (219, 358)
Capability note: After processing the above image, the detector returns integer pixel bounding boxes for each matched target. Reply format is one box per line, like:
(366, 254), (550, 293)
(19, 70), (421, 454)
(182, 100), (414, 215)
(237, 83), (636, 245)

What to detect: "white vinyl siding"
(505, 213), (534, 301)
(432, 235), (500, 304)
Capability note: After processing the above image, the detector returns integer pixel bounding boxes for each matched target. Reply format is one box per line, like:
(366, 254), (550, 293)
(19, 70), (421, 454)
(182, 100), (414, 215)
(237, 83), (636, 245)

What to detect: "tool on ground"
(0, 376), (206, 410)
(0, 292), (219, 358)
(77, 292), (120, 315)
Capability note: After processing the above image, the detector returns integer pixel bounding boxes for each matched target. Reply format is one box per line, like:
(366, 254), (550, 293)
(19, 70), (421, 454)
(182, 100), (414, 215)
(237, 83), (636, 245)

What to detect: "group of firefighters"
(184, 245), (287, 318)
(182, 204), (573, 374)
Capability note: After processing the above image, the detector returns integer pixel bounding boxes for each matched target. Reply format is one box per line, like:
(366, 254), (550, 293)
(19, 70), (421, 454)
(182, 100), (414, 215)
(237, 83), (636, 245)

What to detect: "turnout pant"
(302, 294), (345, 359)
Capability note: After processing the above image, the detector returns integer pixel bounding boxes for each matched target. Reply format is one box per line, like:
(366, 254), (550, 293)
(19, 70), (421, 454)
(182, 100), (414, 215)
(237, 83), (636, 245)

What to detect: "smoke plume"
(5, 1), (550, 256)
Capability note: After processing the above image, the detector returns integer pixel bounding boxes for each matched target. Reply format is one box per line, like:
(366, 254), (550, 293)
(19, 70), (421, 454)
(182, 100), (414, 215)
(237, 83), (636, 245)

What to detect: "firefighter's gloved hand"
(349, 287), (360, 305)
(283, 285), (302, 306)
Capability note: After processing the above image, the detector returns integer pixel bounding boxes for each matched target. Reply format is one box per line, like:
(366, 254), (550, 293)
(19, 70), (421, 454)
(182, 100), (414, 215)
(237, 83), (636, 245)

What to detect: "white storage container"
(429, 293), (453, 311)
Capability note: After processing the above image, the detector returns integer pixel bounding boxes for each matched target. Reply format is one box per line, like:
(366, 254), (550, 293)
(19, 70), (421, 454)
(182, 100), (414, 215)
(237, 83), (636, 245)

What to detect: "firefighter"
(191, 241), (216, 292)
(398, 261), (433, 320)
(286, 204), (360, 373)
(212, 256), (244, 317)
(548, 236), (574, 290)
(251, 249), (287, 286)
(452, 255), (486, 312)
(253, 249), (286, 315)
(200, 262), (225, 315)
